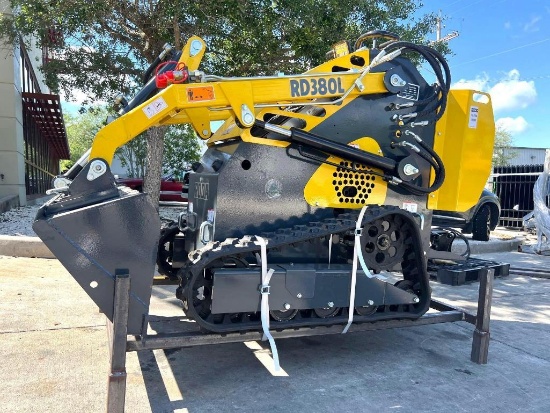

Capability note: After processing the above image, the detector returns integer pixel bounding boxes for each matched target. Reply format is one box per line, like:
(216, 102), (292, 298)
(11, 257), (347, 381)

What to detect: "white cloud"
(452, 73), (489, 92)
(489, 70), (536, 112)
(504, 21), (511, 29)
(452, 69), (536, 113)
(496, 116), (529, 135)
(523, 16), (541, 32)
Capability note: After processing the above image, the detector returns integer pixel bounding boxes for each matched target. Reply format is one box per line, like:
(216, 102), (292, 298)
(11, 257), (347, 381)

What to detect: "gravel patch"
(0, 203), (185, 237)
(0, 205), (39, 236)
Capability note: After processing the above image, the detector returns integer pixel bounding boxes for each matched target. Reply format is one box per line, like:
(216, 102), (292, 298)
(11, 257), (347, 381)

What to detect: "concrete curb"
(0, 235), (54, 259)
(0, 233), (522, 260)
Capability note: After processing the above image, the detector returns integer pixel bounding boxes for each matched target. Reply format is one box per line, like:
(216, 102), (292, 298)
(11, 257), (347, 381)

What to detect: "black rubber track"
(177, 206), (431, 333)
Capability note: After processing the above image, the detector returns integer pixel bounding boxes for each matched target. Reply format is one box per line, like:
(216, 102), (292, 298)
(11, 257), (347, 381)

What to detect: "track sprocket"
(359, 215), (408, 272)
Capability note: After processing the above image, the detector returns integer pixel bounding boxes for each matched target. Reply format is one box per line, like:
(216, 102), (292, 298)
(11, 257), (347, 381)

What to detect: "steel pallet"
(106, 269), (494, 412)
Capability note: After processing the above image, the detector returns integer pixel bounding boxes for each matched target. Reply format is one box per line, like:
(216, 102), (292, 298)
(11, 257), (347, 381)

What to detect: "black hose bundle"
(396, 134), (446, 196)
(374, 41), (451, 195)
(381, 41), (451, 123)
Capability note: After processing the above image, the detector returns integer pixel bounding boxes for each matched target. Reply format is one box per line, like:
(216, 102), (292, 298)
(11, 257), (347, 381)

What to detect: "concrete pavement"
(1, 252), (549, 413)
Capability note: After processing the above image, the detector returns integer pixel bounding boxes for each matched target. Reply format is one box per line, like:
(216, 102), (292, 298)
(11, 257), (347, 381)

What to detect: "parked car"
(181, 170), (190, 197)
(116, 173), (188, 202)
(432, 189), (501, 241)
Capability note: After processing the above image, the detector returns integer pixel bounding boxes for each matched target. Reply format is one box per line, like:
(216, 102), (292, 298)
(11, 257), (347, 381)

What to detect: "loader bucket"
(33, 161), (160, 335)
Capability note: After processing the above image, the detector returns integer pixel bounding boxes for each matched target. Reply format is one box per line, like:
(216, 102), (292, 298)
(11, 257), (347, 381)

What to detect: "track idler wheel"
(270, 309), (299, 321)
(314, 306), (340, 318)
(394, 279), (415, 293)
(355, 304), (378, 316)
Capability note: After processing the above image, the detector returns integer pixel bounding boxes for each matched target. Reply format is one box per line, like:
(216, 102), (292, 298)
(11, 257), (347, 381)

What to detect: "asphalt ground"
(1, 251), (549, 413)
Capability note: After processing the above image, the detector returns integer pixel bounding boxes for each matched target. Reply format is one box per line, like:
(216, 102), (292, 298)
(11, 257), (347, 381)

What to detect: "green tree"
(61, 108), (108, 171)
(1, 0), (442, 208)
(493, 126), (517, 167)
(162, 126), (202, 178)
(117, 133), (148, 178)
(116, 126), (201, 179)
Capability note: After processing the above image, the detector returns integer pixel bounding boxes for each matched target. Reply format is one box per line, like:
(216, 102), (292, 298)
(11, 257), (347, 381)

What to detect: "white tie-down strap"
(342, 206), (374, 334)
(253, 236), (281, 371)
(328, 234), (333, 268)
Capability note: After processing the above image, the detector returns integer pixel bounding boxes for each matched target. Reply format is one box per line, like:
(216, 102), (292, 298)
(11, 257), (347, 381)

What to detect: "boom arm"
(89, 37), (389, 164)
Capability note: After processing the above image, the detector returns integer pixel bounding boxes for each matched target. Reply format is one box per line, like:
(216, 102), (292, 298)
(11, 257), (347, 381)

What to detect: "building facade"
(495, 147), (548, 167)
(0, 3), (69, 207)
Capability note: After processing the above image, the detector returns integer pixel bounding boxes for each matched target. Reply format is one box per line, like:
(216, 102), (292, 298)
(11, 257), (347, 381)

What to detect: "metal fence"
(492, 164), (544, 228)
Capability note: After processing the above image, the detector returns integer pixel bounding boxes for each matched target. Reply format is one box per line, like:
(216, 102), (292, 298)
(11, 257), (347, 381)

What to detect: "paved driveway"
(0, 252), (549, 413)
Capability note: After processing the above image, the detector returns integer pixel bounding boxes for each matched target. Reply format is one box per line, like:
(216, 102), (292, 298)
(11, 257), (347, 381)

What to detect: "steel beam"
(106, 271), (130, 413)
(126, 310), (465, 352)
(471, 269), (494, 364)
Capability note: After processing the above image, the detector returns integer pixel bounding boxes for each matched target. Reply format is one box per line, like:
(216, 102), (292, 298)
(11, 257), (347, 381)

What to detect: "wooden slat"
(21, 92), (70, 159)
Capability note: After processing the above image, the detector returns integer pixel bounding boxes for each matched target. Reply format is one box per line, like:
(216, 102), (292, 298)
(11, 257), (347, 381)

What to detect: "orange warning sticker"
(187, 86), (215, 102)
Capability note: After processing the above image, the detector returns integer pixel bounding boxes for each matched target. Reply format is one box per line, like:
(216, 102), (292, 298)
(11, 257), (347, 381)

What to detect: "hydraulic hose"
(381, 41), (451, 123)
(62, 148), (91, 181)
(142, 43), (175, 85)
(142, 56), (161, 85)
(254, 120), (397, 172)
(397, 130), (446, 195)
(122, 51), (182, 115)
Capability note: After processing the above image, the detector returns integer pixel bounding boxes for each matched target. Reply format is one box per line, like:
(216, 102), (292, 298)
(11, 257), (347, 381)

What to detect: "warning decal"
(468, 106), (479, 129)
(187, 86), (215, 102)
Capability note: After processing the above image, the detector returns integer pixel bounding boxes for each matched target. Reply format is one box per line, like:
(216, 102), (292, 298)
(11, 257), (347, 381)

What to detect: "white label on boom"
(143, 97), (168, 119)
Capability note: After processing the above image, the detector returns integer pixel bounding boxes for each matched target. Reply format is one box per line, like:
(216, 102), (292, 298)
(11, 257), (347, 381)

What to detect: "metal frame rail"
(106, 269), (494, 412)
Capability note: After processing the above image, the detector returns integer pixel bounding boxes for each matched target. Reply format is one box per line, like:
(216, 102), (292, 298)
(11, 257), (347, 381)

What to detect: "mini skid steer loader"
(33, 31), (495, 337)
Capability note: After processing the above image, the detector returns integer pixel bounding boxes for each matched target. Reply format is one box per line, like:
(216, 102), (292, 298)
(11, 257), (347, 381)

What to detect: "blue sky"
(418, 0), (549, 148)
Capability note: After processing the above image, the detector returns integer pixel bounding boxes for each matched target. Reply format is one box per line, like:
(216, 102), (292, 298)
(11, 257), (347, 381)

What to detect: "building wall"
(110, 155), (127, 177)
(0, 1), (25, 205)
(22, 36), (48, 91)
(0, 2), (49, 206)
(497, 147), (548, 166)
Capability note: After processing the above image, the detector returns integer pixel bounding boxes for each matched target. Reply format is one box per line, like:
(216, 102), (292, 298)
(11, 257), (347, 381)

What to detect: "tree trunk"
(143, 126), (167, 211)
(173, 16), (181, 50)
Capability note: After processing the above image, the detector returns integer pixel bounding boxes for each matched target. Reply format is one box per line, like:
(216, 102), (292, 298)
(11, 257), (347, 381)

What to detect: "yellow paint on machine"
(88, 36), (388, 163)
(304, 137), (387, 208)
(429, 90), (495, 212)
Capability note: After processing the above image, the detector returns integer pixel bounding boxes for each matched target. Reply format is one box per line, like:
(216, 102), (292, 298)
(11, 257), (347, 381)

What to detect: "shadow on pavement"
(133, 254), (550, 412)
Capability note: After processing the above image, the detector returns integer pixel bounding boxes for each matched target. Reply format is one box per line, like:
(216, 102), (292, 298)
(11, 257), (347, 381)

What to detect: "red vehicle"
(116, 173), (187, 202)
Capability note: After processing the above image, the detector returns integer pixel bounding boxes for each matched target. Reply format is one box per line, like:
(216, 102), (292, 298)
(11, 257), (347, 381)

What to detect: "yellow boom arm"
(89, 37), (387, 164)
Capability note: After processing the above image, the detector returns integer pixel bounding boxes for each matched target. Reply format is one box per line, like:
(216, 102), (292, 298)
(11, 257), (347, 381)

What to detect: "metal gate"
(493, 164), (543, 228)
